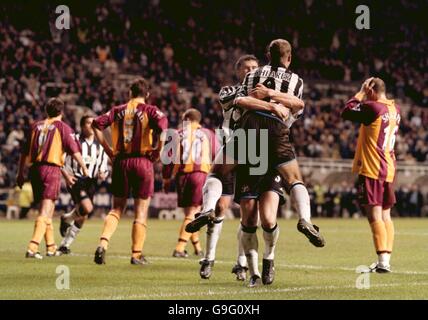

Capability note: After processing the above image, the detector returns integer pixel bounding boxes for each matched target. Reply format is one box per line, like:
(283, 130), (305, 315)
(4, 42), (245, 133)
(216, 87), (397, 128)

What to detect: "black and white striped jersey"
(218, 84), (247, 139)
(66, 134), (109, 179)
(241, 65), (304, 128)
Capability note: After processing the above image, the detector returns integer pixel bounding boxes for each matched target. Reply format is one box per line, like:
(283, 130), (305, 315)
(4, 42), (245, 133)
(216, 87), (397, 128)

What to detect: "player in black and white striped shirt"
(58, 115), (109, 254)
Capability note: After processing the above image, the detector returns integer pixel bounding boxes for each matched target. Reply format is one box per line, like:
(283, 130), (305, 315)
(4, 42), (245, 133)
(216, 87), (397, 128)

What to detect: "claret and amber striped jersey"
(162, 122), (219, 178)
(22, 118), (80, 167)
(341, 97), (401, 182)
(93, 98), (168, 157)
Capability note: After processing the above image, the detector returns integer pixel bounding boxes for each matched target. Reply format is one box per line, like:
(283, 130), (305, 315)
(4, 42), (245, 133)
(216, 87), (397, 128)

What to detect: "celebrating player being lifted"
(187, 39), (325, 248)
(342, 77), (400, 273)
(58, 115), (109, 255)
(92, 78), (168, 265)
(162, 108), (218, 258)
(16, 98), (88, 259)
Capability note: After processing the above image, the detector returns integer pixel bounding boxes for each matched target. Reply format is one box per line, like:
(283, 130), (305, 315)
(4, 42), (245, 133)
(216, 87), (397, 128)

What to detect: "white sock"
(290, 183), (312, 222)
(201, 176), (223, 213)
(205, 219), (223, 261)
(378, 253), (391, 267)
(241, 228), (260, 277)
(263, 225), (280, 260)
(60, 224), (80, 248)
(63, 208), (77, 224)
(236, 223), (247, 267)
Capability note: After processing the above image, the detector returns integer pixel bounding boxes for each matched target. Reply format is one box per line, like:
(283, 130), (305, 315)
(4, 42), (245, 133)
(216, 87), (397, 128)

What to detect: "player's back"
(174, 123), (217, 175)
(244, 65), (304, 99)
(26, 118), (78, 167)
(352, 98), (401, 183)
(94, 98), (168, 157)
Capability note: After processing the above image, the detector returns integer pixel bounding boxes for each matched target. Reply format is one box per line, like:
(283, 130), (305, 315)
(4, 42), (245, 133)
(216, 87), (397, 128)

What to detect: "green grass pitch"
(0, 218), (427, 300)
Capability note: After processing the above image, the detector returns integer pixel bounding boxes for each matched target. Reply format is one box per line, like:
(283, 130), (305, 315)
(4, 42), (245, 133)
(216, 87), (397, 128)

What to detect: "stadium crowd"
(1, 0), (427, 217)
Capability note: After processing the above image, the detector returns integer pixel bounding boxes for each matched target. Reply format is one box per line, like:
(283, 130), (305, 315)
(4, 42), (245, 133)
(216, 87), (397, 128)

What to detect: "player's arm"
(249, 83), (305, 113)
(16, 126), (33, 188)
(234, 95), (291, 121)
(61, 166), (77, 187)
(92, 110), (115, 160)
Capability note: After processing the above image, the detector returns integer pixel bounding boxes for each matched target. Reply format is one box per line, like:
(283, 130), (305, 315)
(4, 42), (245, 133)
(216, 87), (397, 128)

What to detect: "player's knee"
(80, 204), (93, 216)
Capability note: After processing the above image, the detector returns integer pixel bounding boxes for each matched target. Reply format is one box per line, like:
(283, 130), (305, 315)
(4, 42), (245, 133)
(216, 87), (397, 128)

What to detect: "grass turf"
(0, 218), (427, 300)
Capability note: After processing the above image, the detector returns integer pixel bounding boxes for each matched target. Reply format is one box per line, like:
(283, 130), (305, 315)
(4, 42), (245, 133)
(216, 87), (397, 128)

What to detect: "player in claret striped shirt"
(58, 115), (109, 255)
(342, 77), (400, 273)
(92, 78), (168, 266)
(16, 98), (88, 259)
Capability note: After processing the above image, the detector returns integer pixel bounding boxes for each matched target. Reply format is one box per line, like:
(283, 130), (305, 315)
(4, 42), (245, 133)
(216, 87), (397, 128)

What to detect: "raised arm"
(249, 83), (305, 113)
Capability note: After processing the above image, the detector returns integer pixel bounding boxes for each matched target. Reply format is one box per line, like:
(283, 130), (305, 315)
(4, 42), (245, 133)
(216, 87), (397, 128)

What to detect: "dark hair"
(182, 108), (202, 123)
(80, 115), (93, 127)
(130, 77), (150, 98)
(235, 54), (258, 71)
(45, 97), (64, 118)
(369, 77), (386, 94)
(267, 39), (292, 64)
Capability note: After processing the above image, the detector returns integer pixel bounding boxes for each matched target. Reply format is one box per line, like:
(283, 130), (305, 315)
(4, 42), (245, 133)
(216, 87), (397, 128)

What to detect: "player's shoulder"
(219, 85), (241, 98)
(141, 104), (166, 119)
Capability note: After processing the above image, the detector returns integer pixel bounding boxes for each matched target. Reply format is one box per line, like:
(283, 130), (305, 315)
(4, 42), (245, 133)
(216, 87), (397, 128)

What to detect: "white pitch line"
(108, 281), (428, 300)
(70, 253), (428, 275)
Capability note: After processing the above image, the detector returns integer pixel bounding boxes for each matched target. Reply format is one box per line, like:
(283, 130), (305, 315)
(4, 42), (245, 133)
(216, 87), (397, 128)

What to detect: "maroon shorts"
(111, 157), (154, 199)
(29, 164), (61, 203)
(357, 175), (396, 209)
(176, 172), (207, 208)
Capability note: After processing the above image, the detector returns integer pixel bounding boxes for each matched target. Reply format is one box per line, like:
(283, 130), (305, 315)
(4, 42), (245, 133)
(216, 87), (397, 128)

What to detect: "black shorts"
(67, 177), (97, 204)
(236, 111), (296, 168)
(221, 171), (235, 196)
(234, 165), (285, 205)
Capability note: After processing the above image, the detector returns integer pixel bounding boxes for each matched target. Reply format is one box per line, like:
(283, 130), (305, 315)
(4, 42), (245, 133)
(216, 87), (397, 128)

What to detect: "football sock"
(61, 224), (80, 248)
(44, 218), (56, 253)
(236, 223), (247, 267)
(370, 220), (388, 254)
(132, 221), (147, 259)
(99, 210), (121, 249)
(63, 208), (76, 224)
(28, 216), (48, 253)
(290, 182), (311, 222)
(378, 252), (391, 267)
(205, 219), (224, 261)
(175, 217), (193, 252)
(384, 220), (395, 253)
(262, 224), (280, 260)
(241, 224), (260, 277)
(201, 175), (223, 213)
(191, 232), (202, 254)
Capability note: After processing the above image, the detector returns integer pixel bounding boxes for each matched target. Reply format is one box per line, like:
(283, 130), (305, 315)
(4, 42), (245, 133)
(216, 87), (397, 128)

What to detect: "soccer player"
(58, 115), (109, 254)
(341, 77), (400, 273)
(16, 97), (88, 259)
(234, 164), (285, 287)
(92, 78), (168, 265)
(200, 55), (259, 281)
(188, 39), (325, 248)
(162, 108), (218, 258)
(197, 55), (289, 280)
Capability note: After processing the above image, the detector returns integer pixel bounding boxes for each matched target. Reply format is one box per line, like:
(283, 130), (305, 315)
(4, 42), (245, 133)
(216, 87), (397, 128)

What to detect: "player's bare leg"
(199, 196), (230, 279)
(130, 197), (150, 265)
(240, 199), (261, 287)
(185, 150), (238, 233)
(277, 160), (325, 247)
(26, 199), (56, 259)
(259, 191), (280, 285)
(363, 205), (392, 273)
(94, 196), (127, 264)
(174, 205), (200, 258)
(59, 198), (93, 254)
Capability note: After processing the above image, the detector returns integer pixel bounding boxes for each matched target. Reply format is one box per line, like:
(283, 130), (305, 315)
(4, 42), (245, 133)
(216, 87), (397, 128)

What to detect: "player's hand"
(270, 103), (290, 121)
(249, 84), (272, 100)
(360, 77), (374, 95)
(147, 149), (160, 162)
(162, 178), (171, 193)
(64, 174), (77, 187)
(16, 173), (25, 189)
(81, 167), (90, 178)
